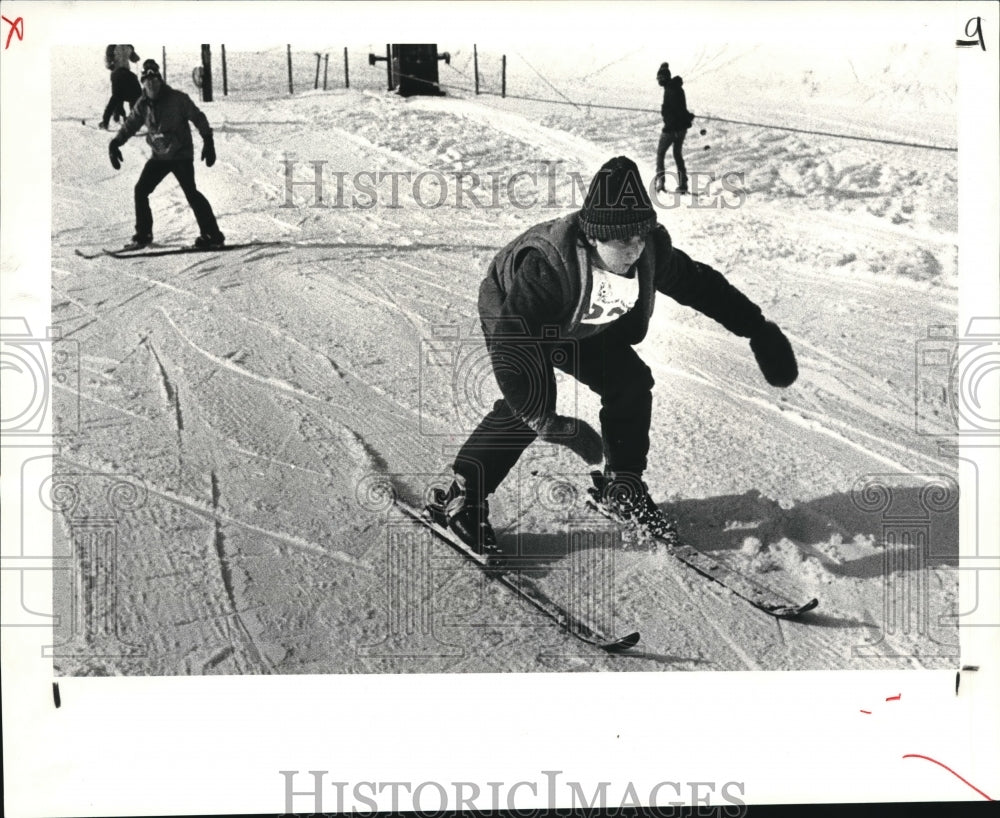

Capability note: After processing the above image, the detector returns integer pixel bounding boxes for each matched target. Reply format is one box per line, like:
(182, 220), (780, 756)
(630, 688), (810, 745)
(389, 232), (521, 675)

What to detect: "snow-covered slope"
(50, 46), (958, 674)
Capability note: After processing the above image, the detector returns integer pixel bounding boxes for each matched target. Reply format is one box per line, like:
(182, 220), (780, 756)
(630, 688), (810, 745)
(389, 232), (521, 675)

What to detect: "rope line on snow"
(512, 51), (582, 110)
(675, 112), (957, 153)
(171, 47), (955, 152)
(389, 68), (957, 154)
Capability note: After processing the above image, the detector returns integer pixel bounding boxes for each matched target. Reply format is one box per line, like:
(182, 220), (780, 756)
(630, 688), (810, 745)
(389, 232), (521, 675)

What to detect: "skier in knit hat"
(436, 156), (798, 554)
(107, 59), (225, 251)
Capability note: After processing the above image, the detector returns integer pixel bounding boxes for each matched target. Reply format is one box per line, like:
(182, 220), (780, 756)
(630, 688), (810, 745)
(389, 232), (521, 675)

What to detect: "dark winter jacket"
(116, 84), (212, 161)
(660, 75), (693, 132)
(102, 68), (142, 127)
(479, 213), (766, 422)
(110, 67), (141, 106)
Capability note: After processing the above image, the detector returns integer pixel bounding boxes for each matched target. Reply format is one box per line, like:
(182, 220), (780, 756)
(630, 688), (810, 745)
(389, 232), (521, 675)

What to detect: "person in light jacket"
(108, 60), (225, 251)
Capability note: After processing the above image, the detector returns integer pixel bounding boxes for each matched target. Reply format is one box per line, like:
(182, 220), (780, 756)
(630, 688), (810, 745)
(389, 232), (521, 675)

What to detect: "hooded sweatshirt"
(660, 75), (692, 132)
(478, 213), (766, 422)
(116, 83), (212, 161)
(106, 45), (139, 71)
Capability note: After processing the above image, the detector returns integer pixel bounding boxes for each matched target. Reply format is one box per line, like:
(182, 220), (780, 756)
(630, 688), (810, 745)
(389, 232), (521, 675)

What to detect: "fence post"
(221, 44), (228, 95)
(474, 44), (479, 95)
(342, 47), (348, 88)
(501, 54), (506, 98)
(162, 47), (167, 83)
(385, 44), (392, 91)
(314, 52), (321, 89)
(200, 44), (213, 102)
(287, 44), (293, 94)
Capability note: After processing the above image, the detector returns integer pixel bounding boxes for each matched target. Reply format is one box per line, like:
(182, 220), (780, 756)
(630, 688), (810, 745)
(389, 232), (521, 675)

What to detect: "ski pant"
(102, 68), (141, 127)
(655, 127), (688, 189)
(453, 324), (654, 500)
(134, 158), (221, 239)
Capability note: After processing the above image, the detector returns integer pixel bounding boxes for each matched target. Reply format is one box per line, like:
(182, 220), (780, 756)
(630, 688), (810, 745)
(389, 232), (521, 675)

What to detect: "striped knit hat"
(578, 156), (657, 241)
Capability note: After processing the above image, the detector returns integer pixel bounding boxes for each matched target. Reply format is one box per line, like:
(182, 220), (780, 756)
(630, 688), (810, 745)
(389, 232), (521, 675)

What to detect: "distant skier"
(108, 60), (225, 251)
(437, 156), (798, 554)
(654, 62), (695, 194)
(100, 45), (142, 130)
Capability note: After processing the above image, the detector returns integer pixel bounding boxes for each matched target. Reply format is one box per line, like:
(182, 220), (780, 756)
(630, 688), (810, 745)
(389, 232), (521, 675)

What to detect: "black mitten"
(750, 320), (798, 387)
(534, 414), (604, 464)
(109, 140), (123, 170)
(202, 135), (216, 167)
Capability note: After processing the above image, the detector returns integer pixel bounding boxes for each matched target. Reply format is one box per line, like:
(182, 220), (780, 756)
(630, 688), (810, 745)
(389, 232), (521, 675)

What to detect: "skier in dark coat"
(439, 156), (798, 553)
(108, 59), (225, 251)
(655, 62), (694, 194)
(100, 45), (142, 130)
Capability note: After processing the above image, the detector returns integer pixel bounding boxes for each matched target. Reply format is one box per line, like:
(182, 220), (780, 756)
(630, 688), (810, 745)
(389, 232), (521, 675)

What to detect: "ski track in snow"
(55, 452), (364, 568)
(48, 48), (960, 674)
(646, 353), (950, 476)
(208, 469), (276, 674)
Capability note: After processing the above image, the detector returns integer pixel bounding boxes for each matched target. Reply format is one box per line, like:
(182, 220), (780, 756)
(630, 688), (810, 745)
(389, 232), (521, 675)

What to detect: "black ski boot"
(194, 231), (226, 250)
(433, 476), (500, 557)
(597, 471), (678, 542)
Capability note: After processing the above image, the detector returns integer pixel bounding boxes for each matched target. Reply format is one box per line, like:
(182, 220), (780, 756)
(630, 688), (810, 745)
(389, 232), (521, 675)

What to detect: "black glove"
(201, 135), (216, 167)
(533, 414), (604, 464)
(109, 140), (123, 170)
(750, 320), (798, 387)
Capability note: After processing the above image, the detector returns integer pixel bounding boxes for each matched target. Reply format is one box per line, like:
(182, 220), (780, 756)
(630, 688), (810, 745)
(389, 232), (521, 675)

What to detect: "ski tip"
(601, 631), (640, 652)
(772, 598), (820, 618)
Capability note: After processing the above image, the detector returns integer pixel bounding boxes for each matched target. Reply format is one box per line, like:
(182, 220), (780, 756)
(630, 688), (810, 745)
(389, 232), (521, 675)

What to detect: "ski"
(393, 496), (640, 652)
(75, 241), (285, 260)
(87, 125), (148, 135)
(586, 472), (819, 619)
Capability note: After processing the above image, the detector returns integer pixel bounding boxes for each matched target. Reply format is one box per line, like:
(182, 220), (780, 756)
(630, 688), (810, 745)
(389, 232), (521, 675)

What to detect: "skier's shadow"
(499, 480), (958, 635)
(798, 610), (871, 629)
(493, 531), (582, 575)
(614, 650), (714, 667)
(637, 485), (957, 579)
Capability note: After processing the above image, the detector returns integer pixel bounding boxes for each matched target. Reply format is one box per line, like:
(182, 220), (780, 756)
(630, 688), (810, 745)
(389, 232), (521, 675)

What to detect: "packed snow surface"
(50, 45), (958, 673)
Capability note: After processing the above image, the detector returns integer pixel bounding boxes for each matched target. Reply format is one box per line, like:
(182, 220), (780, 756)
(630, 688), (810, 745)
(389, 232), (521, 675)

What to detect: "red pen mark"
(860, 692), (902, 713)
(2, 15), (24, 49)
(902, 754), (994, 801)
